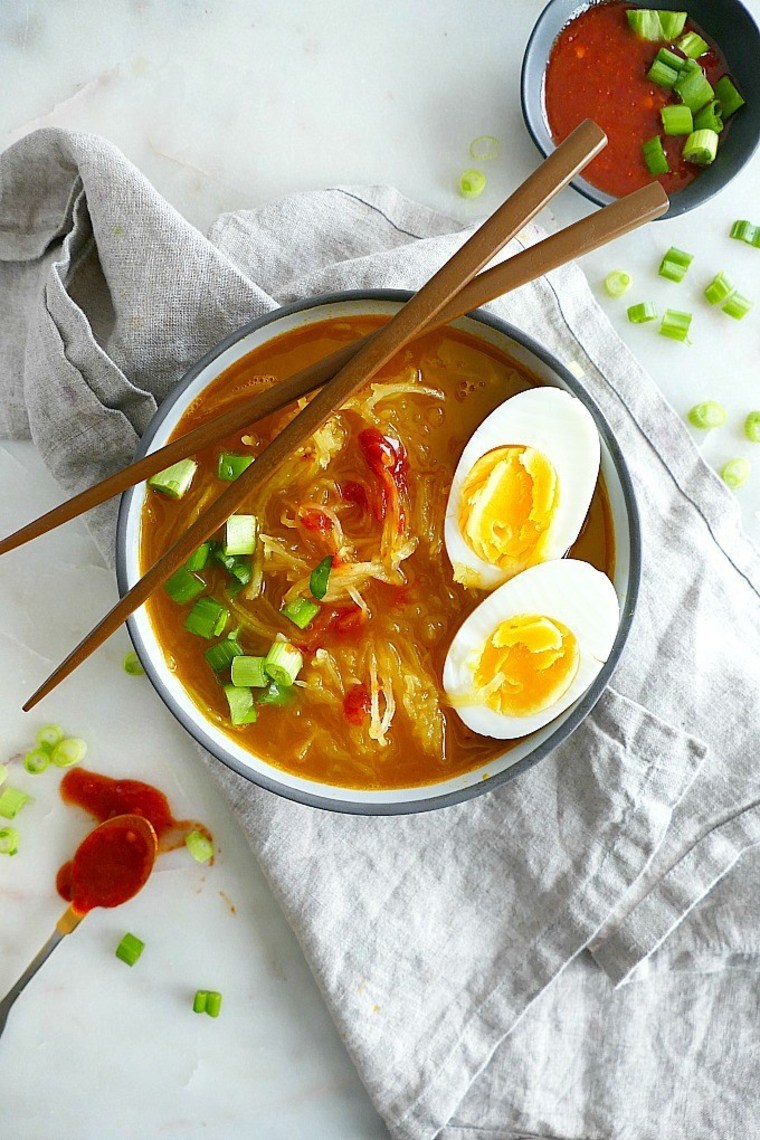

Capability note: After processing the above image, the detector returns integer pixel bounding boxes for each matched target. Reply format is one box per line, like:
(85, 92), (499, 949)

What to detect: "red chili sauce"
(545, 0), (728, 197)
(58, 815), (156, 915)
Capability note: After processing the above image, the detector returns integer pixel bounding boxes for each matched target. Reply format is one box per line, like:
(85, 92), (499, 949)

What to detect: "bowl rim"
(520, 0), (760, 218)
(116, 289), (642, 815)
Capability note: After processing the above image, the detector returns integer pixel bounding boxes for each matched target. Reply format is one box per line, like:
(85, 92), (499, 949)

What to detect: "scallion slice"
(204, 635), (244, 672)
(693, 100), (723, 133)
(715, 75), (746, 118)
(469, 135), (500, 161)
(309, 555), (333, 600)
(627, 301), (658, 324)
(647, 59), (679, 89)
(687, 401), (727, 430)
(185, 830), (214, 863)
(660, 105), (693, 135)
(658, 10), (687, 38)
(659, 309), (692, 342)
(230, 655), (268, 688)
(193, 990), (222, 1017)
(185, 543), (212, 572)
(217, 452), (254, 481)
(0, 827), (20, 856)
(223, 684), (258, 725)
(115, 933), (145, 967)
(729, 220), (760, 247)
(642, 135), (669, 175)
(744, 412), (760, 444)
(676, 30), (709, 58)
(164, 566), (206, 604)
(281, 597), (321, 630)
(682, 128), (719, 165)
(123, 651), (145, 676)
(36, 724), (63, 750)
(0, 786), (32, 820)
(51, 738), (88, 768)
(627, 8), (686, 39)
(147, 459), (197, 500)
(655, 47), (686, 71)
(704, 271), (735, 306)
(223, 514), (257, 557)
(185, 597), (229, 639)
(256, 680), (293, 707)
(459, 169), (486, 199)
(722, 291), (754, 320)
(24, 749), (50, 775)
(674, 68), (714, 114)
(658, 246), (693, 282)
(264, 640), (303, 687)
(721, 457), (750, 489)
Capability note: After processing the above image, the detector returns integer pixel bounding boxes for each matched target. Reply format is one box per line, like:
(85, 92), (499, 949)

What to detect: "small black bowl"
(521, 0), (760, 217)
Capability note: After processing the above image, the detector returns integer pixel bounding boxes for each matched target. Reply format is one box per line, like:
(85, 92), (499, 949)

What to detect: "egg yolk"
(457, 446), (559, 579)
(474, 613), (579, 717)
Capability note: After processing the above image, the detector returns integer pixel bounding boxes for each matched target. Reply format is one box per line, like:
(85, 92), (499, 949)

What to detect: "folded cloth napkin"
(3, 130), (760, 1140)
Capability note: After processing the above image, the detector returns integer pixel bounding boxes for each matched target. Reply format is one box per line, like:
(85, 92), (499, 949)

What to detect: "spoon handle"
(0, 906), (82, 1040)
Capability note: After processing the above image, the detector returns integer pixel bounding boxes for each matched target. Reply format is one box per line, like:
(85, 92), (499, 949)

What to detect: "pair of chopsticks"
(9, 120), (668, 710)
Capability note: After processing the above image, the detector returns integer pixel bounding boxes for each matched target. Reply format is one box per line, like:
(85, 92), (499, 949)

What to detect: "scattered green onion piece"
(223, 684), (258, 725)
(115, 932), (145, 967)
(648, 59), (679, 89)
(642, 135), (669, 175)
(213, 547), (252, 585)
(264, 640), (303, 687)
(230, 655), (268, 688)
(205, 992), (222, 1018)
(626, 9), (665, 38)
(147, 459), (197, 500)
(675, 68), (714, 114)
(721, 457), (750, 489)
(256, 680), (293, 707)
(715, 75), (745, 118)
(729, 220), (760, 246)
(687, 401), (727, 430)
(164, 566), (206, 604)
(217, 452), (254, 481)
(657, 10), (687, 38)
(193, 990), (209, 1013)
(223, 514), (257, 557)
(0, 786), (32, 820)
(656, 47), (686, 70)
(660, 104), (693, 135)
(604, 270), (632, 298)
(659, 309), (692, 342)
(744, 412), (760, 443)
(627, 301), (658, 324)
(682, 128), (719, 165)
(123, 651), (145, 676)
(676, 30), (709, 58)
(722, 291), (754, 320)
(185, 597), (229, 640)
(658, 246), (693, 282)
(0, 827), (20, 856)
(704, 271), (735, 306)
(469, 135), (500, 161)
(309, 555), (333, 600)
(51, 738), (88, 768)
(281, 597), (321, 630)
(458, 168), (486, 199)
(24, 748), (50, 775)
(204, 635), (244, 672)
(693, 100), (723, 133)
(185, 830), (214, 863)
(36, 724), (64, 750)
(185, 543), (212, 572)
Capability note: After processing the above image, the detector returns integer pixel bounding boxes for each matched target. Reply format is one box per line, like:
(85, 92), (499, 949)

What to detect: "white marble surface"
(0, 2), (758, 1136)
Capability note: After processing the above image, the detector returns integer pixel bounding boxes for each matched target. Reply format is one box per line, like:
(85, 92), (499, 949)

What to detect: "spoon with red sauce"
(0, 813), (157, 1039)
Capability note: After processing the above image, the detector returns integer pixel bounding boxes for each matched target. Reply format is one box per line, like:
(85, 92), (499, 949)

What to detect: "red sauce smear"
(343, 682), (372, 726)
(358, 428), (409, 530)
(58, 815), (156, 915)
(545, 0), (729, 198)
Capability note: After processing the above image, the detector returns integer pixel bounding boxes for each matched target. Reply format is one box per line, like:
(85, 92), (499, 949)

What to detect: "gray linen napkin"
(2, 130), (759, 1139)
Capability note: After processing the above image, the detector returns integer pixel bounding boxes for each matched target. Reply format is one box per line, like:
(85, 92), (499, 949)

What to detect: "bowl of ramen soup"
(116, 292), (640, 814)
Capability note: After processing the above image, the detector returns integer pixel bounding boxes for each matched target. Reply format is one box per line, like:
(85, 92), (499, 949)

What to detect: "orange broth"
(141, 316), (615, 789)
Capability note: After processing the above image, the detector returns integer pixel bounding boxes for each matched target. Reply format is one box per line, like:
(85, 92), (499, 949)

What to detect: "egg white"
(444, 387), (601, 589)
(443, 559), (619, 739)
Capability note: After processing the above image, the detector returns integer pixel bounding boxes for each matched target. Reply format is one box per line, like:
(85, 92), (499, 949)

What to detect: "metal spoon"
(0, 813), (158, 1039)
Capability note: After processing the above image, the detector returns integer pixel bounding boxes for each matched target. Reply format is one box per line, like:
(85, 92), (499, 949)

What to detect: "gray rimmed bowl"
(115, 292), (641, 815)
(521, 0), (760, 217)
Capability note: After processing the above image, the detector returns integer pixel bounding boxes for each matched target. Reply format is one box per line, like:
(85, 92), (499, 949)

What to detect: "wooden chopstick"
(23, 121), (612, 710)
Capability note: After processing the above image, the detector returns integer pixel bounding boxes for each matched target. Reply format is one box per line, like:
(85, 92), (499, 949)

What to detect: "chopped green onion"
(693, 100), (723, 133)
(0, 786), (32, 820)
(164, 566), (206, 604)
(626, 8), (687, 39)
(659, 309), (692, 342)
(193, 990), (208, 1013)
(256, 680), (293, 707)
(744, 412), (760, 443)
(704, 271), (735, 305)
(147, 459), (197, 500)
(642, 135), (669, 175)
(658, 246), (693, 282)
(657, 10), (687, 38)
(0, 827), (20, 855)
(682, 128), (719, 165)
(722, 292), (754, 320)
(647, 59), (679, 89)
(230, 655), (268, 688)
(721, 457), (750, 489)
(185, 830), (214, 863)
(185, 543), (212, 572)
(217, 452), (254, 481)
(24, 749), (50, 775)
(123, 651), (145, 676)
(204, 635), (244, 672)
(309, 555), (333, 600)
(281, 597), (321, 630)
(213, 546), (252, 586)
(688, 401), (727, 430)
(604, 270), (632, 298)
(115, 933), (145, 967)
(264, 640), (303, 687)
(223, 684), (258, 725)
(469, 135), (500, 161)
(458, 169), (486, 199)
(655, 47), (686, 71)
(51, 738), (88, 768)
(660, 105), (693, 135)
(223, 515), (257, 557)
(715, 75), (745, 118)
(729, 220), (760, 247)
(36, 724), (63, 750)
(627, 301), (658, 324)
(193, 990), (222, 1017)
(676, 30), (709, 58)
(675, 68), (714, 114)
(185, 597), (229, 639)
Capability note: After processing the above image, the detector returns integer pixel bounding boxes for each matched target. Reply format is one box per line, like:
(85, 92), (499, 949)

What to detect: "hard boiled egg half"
(444, 387), (600, 590)
(443, 559), (619, 739)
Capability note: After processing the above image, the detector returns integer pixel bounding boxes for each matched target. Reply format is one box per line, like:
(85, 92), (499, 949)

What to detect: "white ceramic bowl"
(116, 292), (641, 814)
